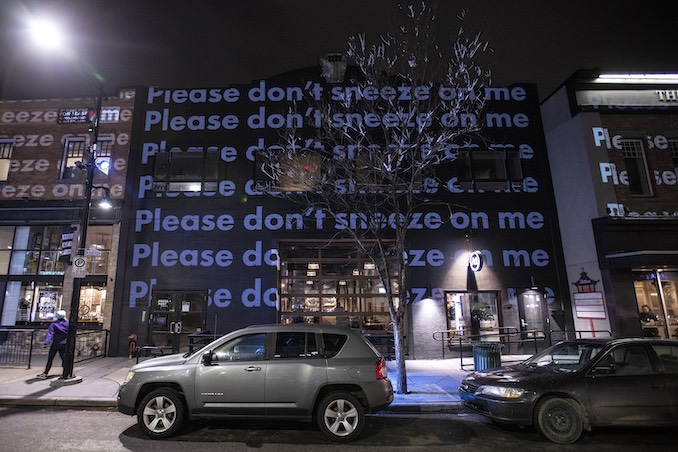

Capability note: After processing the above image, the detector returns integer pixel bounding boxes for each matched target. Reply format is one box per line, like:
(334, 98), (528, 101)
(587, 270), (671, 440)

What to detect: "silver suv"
(117, 324), (394, 442)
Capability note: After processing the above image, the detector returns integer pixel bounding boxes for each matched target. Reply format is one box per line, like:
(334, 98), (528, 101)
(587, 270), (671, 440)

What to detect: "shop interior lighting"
(595, 73), (678, 84)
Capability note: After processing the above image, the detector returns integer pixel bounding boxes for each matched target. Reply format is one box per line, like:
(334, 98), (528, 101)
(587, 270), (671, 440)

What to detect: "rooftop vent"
(320, 53), (347, 83)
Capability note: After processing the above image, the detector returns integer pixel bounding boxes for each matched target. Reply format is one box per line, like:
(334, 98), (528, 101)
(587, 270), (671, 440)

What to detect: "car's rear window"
(652, 344), (678, 373)
(322, 333), (348, 358)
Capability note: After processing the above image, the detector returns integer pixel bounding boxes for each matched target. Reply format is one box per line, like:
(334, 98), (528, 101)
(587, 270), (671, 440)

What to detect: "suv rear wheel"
(317, 391), (365, 442)
(137, 388), (185, 439)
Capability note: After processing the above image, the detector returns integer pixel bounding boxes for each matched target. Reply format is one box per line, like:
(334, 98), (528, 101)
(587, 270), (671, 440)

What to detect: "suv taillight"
(375, 357), (388, 380)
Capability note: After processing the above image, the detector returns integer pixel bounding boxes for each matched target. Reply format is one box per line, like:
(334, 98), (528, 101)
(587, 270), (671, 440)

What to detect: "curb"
(0, 396), (117, 408)
(383, 403), (462, 413)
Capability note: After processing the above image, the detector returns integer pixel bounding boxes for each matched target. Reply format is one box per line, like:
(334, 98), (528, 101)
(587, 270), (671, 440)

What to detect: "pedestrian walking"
(37, 310), (69, 379)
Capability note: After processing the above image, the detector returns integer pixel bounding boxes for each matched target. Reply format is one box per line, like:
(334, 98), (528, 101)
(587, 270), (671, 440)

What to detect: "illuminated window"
(61, 137), (113, 180)
(621, 139), (653, 196)
(278, 241), (398, 330)
(93, 137), (113, 179)
(9, 226), (67, 276)
(61, 137), (86, 179)
(0, 139), (13, 182)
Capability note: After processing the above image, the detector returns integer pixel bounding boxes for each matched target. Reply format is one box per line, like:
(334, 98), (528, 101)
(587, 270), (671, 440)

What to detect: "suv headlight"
(123, 370), (135, 384)
(477, 385), (525, 399)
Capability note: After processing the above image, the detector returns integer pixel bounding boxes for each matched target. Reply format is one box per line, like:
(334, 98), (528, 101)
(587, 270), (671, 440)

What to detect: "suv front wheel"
(137, 388), (186, 439)
(316, 391), (365, 442)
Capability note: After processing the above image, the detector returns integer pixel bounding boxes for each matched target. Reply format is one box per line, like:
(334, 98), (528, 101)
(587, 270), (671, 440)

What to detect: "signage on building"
(57, 107), (121, 124)
(573, 292), (606, 319)
(72, 256), (87, 278)
(469, 251), (484, 272)
(575, 89), (678, 111)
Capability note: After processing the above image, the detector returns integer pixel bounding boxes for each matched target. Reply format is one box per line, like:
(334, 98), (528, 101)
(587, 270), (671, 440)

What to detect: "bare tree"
(260, 2), (491, 393)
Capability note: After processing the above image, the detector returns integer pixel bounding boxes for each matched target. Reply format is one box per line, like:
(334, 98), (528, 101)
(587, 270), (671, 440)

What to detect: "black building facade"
(109, 68), (571, 358)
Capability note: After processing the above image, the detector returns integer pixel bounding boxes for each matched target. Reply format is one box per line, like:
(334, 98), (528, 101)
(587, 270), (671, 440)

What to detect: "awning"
(604, 250), (678, 269)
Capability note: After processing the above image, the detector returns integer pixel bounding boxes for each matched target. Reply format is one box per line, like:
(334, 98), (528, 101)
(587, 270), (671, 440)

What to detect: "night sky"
(1, 0), (677, 101)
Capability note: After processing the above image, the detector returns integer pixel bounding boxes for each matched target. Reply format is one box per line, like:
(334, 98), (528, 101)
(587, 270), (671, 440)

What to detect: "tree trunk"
(392, 319), (408, 394)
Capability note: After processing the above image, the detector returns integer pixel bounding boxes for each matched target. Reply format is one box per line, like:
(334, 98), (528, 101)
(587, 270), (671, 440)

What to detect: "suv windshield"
(523, 342), (606, 372)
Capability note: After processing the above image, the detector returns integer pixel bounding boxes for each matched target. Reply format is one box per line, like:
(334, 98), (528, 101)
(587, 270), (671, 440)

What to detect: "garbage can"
(471, 342), (503, 371)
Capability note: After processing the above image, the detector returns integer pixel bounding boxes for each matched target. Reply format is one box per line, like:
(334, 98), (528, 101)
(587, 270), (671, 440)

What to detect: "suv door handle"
(245, 366), (262, 372)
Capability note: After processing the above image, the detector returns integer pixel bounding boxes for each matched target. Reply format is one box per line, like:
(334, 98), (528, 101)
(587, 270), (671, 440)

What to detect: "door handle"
(169, 321), (175, 333)
(245, 366), (262, 372)
(176, 322), (182, 334)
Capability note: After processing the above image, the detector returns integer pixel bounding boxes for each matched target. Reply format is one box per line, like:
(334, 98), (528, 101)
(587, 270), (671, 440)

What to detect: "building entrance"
(634, 271), (678, 339)
(149, 290), (207, 353)
(518, 289), (548, 339)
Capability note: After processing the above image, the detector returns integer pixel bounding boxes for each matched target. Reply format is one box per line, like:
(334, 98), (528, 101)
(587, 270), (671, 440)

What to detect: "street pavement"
(0, 354), (530, 412)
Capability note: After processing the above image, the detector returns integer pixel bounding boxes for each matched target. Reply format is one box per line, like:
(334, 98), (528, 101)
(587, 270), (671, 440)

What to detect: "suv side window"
(213, 333), (266, 362)
(651, 344), (678, 374)
(274, 332), (319, 358)
(322, 333), (348, 358)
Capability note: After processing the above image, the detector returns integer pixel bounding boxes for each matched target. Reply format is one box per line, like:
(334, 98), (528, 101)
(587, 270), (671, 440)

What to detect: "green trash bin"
(472, 342), (503, 371)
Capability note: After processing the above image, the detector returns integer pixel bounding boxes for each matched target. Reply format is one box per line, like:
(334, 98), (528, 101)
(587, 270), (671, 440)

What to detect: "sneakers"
(36, 373), (48, 379)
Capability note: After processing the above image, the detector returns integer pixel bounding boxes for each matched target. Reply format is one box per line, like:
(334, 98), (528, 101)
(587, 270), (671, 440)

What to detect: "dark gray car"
(118, 323), (393, 442)
(459, 338), (678, 444)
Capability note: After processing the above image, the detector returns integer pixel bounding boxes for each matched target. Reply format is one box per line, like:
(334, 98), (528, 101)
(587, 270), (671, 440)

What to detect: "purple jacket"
(45, 319), (69, 346)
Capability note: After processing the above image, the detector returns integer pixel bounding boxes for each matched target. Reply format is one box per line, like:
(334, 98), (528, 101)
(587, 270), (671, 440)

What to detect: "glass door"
(150, 290), (206, 353)
(518, 290), (547, 339)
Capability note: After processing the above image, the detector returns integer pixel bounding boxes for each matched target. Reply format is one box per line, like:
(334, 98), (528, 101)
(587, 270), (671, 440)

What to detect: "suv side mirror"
(202, 350), (214, 366)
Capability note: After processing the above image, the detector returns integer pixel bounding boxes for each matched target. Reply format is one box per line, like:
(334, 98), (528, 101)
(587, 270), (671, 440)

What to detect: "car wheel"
(137, 388), (185, 439)
(317, 391), (365, 442)
(535, 397), (584, 444)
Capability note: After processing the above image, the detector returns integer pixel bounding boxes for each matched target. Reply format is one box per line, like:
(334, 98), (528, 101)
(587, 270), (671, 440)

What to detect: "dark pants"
(45, 342), (66, 374)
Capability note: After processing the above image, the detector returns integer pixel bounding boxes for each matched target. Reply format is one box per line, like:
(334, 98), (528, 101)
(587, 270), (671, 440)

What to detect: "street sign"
(72, 256), (87, 278)
(85, 249), (102, 257)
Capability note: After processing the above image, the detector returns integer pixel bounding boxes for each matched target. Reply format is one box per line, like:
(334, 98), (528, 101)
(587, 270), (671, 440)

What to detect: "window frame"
(0, 139), (14, 182)
(153, 148), (220, 192)
(620, 138), (654, 197)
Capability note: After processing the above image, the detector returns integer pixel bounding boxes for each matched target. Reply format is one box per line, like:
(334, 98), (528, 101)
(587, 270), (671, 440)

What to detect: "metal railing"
(362, 331), (395, 359)
(188, 332), (220, 354)
(0, 329), (36, 368)
(0, 328), (108, 369)
(432, 327), (548, 369)
(548, 329), (613, 343)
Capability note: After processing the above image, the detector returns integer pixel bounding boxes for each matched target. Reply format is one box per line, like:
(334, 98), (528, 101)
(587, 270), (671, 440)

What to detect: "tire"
(137, 388), (186, 439)
(534, 397), (584, 444)
(316, 391), (365, 442)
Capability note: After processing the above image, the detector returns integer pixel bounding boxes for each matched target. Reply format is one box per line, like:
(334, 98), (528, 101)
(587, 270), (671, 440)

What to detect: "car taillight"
(375, 357), (388, 380)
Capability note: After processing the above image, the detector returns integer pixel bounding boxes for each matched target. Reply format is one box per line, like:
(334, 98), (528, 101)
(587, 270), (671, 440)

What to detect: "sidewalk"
(0, 355), (526, 411)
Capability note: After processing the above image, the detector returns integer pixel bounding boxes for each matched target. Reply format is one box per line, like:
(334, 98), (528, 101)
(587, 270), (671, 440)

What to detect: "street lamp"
(54, 83), (105, 386)
(25, 17), (106, 385)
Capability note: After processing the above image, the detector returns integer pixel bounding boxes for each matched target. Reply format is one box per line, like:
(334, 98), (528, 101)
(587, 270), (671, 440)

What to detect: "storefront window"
(9, 226), (67, 275)
(78, 284), (107, 324)
(278, 241), (396, 331)
(84, 226), (113, 275)
(445, 291), (501, 340)
(0, 281), (63, 326)
(0, 226), (13, 275)
(634, 271), (678, 340)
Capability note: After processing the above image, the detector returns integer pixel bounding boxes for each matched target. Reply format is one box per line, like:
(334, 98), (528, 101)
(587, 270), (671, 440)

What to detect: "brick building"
(542, 70), (678, 340)
(0, 89), (136, 332)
